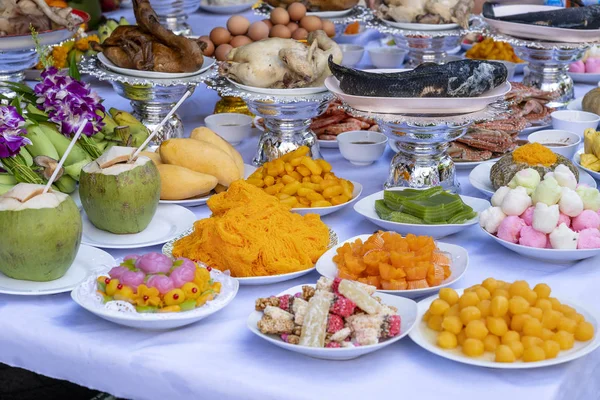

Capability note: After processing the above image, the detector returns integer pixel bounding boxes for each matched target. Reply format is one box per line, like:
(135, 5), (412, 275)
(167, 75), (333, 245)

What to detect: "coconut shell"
(582, 88), (600, 115)
(490, 153), (579, 190)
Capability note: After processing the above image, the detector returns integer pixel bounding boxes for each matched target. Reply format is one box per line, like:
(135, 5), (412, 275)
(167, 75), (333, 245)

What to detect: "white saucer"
(247, 284), (418, 360)
(198, 0), (255, 14)
(567, 97), (583, 111)
(0, 245), (114, 296)
(469, 161), (597, 198)
(81, 204), (195, 249)
(353, 190), (490, 239)
(568, 71), (600, 85)
(292, 181), (362, 217)
(226, 78), (327, 96)
(307, 8), (354, 18)
(98, 53), (215, 79)
(410, 289), (600, 368)
(316, 234), (469, 299)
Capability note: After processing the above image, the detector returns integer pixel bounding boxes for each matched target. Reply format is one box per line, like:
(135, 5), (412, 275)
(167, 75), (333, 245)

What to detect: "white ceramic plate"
(469, 161), (598, 198)
(81, 204), (195, 249)
(382, 19), (459, 31)
(98, 53), (215, 79)
(247, 284), (418, 360)
(410, 289), (600, 368)
(316, 235), (469, 299)
(162, 228), (339, 285)
(574, 150), (600, 181)
(159, 164), (256, 207)
(0, 245), (114, 296)
(482, 227), (600, 263)
(325, 75), (511, 114)
(226, 78), (327, 96)
(292, 181), (362, 217)
(567, 97), (583, 111)
(307, 8), (354, 18)
(484, 5), (600, 43)
(198, 0), (255, 14)
(568, 72), (600, 85)
(71, 268), (239, 330)
(0, 10), (88, 51)
(353, 190), (490, 239)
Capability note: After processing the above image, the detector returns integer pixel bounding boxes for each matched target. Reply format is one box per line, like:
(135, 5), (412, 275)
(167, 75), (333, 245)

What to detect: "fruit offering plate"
(98, 53), (216, 79)
(409, 289), (600, 368)
(484, 5), (600, 43)
(71, 269), (239, 330)
(568, 72), (600, 85)
(481, 228), (600, 263)
(81, 204), (196, 249)
(469, 162), (598, 198)
(325, 75), (511, 114)
(353, 190), (490, 239)
(0, 246), (115, 296)
(246, 284), (418, 360)
(574, 150), (600, 181)
(198, 0), (256, 14)
(226, 78), (327, 96)
(293, 181), (362, 217)
(316, 234), (469, 299)
(163, 228), (339, 285)
(159, 164), (256, 207)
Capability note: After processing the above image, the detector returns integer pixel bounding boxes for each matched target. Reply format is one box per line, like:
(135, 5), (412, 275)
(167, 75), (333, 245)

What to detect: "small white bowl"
(340, 44), (365, 67)
(551, 110), (600, 137)
(337, 130), (388, 166)
(527, 129), (581, 160)
(204, 113), (253, 146)
(368, 47), (407, 69)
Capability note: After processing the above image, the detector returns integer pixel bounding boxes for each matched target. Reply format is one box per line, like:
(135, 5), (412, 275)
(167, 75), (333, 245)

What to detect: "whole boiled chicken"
(376, 0), (473, 28)
(220, 30), (342, 89)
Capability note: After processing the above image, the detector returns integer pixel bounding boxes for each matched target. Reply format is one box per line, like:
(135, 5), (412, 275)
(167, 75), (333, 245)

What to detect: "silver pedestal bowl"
(150, 0), (202, 35)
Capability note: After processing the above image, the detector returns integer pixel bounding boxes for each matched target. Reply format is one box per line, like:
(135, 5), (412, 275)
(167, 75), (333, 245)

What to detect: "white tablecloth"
(1, 8), (600, 400)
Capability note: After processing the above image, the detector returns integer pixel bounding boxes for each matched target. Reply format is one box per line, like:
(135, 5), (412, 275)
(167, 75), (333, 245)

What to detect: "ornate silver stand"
(150, 0), (201, 35)
(205, 74), (332, 165)
(343, 106), (504, 193)
(490, 35), (588, 107)
(80, 56), (212, 144)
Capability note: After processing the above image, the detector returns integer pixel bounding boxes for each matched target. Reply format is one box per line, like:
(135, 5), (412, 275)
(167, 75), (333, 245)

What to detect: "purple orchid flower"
(0, 106), (31, 158)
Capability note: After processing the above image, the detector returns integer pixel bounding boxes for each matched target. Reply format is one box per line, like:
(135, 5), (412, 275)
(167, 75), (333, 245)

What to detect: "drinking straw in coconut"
(129, 89), (194, 162)
(43, 122), (86, 194)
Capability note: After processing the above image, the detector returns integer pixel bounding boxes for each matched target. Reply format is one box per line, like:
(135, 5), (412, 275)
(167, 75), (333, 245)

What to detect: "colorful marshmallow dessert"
(96, 253), (221, 313)
(255, 277), (402, 348)
(480, 166), (600, 249)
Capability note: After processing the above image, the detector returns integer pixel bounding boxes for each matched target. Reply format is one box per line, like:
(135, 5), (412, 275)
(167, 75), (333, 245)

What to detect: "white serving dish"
(551, 110), (600, 137)
(568, 71), (600, 85)
(98, 53), (215, 79)
(353, 190), (490, 239)
(71, 268), (239, 330)
(162, 228), (339, 286)
(340, 44), (365, 67)
(292, 181), (362, 217)
(227, 78), (327, 96)
(573, 150), (600, 181)
(482, 227), (600, 263)
(483, 5), (600, 43)
(198, 0), (255, 14)
(316, 234), (469, 299)
(325, 75), (511, 114)
(469, 161), (597, 198)
(204, 113), (253, 145)
(159, 164), (255, 207)
(368, 47), (407, 69)
(382, 19), (459, 31)
(247, 284), (418, 360)
(81, 204), (196, 249)
(527, 129), (581, 160)
(306, 8), (354, 18)
(0, 245), (114, 296)
(337, 130), (388, 166)
(410, 289), (600, 368)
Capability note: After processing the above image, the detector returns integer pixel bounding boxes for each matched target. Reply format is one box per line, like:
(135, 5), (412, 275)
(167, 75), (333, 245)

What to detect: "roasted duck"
(328, 58), (507, 98)
(266, 0), (359, 11)
(375, 0), (473, 29)
(90, 0), (205, 73)
(482, 2), (600, 30)
(220, 30), (342, 89)
(0, 0), (78, 36)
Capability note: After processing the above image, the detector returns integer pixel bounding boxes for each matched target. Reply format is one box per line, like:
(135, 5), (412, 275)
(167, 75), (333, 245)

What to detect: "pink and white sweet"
(480, 166), (600, 249)
(569, 46), (600, 74)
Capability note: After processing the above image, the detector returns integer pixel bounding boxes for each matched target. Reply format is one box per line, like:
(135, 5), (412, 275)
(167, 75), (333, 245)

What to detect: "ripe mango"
(190, 127), (244, 178)
(159, 139), (240, 186)
(140, 151), (162, 166)
(157, 164), (218, 200)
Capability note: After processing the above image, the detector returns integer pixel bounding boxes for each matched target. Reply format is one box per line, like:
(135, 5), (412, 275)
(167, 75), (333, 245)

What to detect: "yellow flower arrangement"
(75, 35), (99, 52)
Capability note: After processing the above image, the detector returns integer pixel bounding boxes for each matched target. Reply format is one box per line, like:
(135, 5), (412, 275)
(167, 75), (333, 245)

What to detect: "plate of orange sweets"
(409, 279), (600, 368)
(315, 231), (469, 299)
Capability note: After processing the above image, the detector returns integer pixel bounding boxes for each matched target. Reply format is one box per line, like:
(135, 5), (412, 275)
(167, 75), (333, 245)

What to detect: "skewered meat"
(90, 0), (206, 73)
